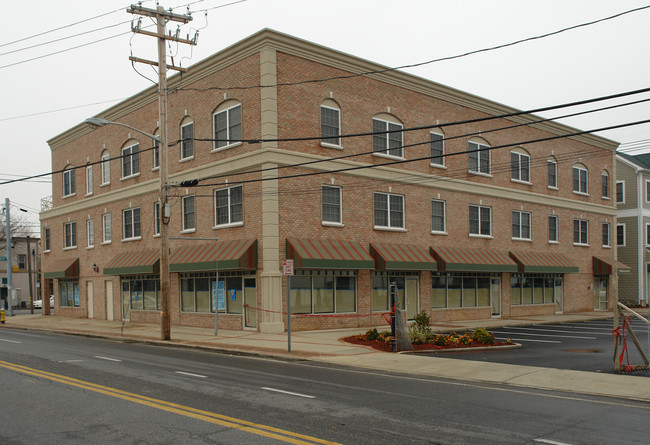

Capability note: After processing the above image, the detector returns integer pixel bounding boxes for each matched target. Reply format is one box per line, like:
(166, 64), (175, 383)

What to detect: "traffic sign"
(0, 256), (6, 261)
(282, 259), (294, 276)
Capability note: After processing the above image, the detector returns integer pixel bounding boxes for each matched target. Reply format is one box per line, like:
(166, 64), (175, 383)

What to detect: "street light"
(84, 117), (171, 341)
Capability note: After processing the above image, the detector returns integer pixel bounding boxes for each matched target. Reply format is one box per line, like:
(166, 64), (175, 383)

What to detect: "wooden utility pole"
(127, 4), (194, 340)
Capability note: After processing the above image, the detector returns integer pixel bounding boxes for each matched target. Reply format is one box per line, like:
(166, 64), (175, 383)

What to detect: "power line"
(0, 98), (130, 122)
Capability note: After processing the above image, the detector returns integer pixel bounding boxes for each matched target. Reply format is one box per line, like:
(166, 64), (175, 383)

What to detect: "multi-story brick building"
(41, 29), (620, 332)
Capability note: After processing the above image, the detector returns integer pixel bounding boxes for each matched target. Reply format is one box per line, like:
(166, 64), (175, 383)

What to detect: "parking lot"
(440, 318), (650, 376)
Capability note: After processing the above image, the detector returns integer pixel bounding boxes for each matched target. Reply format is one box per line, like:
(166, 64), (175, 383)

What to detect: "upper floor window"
(469, 204), (491, 237)
(430, 132), (444, 167)
(601, 172), (609, 199)
(153, 128), (160, 170)
(17, 254), (26, 270)
(616, 181), (625, 204)
(121, 143), (140, 178)
(573, 219), (589, 245)
(123, 207), (141, 240)
(321, 101), (341, 147)
(63, 166), (75, 197)
(511, 149), (530, 183)
(548, 215), (558, 243)
(374, 192), (404, 229)
(572, 165), (588, 195)
(86, 165), (93, 195)
(153, 202), (160, 236)
(468, 140), (490, 175)
(182, 195), (195, 232)
(87, 219), (94, 248)
(100, 152), (110, 185)
(431, 199), (446, 233)
(646, 223), (650, 247)
(214, 103), (242, 150)
(64, 221), (77, 248)
(646, 180), (650, 203)
(43, 227), (50, 252)
(102, 213), (112, 243)
(617, 223), (625, 246)
(547, 159), (558, 189)
(602, 222), (610, 247)
(214, 185), (243, 227)
(512, 210), (531, 240)
(322, 185), (342, 225)
(373, 117), (403, 158)
(180, 120), (194, 160)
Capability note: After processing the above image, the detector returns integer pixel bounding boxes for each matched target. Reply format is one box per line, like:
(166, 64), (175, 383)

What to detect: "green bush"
(470, 328), (496, 345)
(433, 334), (448, 346)
(413, 311), (431, 333)
(366, 328), (380, 341)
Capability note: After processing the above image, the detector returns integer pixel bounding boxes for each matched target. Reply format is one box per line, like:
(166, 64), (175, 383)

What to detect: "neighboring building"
(0, 236), (41, 309)
(40, 29), (620, 332)
(615, 153), (650, 306)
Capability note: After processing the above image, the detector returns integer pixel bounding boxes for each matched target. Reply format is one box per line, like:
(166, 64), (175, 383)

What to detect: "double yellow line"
(0, 360), (340, 445)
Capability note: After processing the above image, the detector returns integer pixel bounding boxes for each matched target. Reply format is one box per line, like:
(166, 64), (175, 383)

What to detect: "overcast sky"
(2, 0), (650, 235)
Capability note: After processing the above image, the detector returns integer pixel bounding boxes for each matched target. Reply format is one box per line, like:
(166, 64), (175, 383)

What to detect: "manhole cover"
(563, 348), (602, 353)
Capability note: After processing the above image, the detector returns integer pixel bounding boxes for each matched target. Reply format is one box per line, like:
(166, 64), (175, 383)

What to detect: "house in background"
(0, 236), (41, 309)
(40, 29), (620, 332)
(615, 152), (650, 307)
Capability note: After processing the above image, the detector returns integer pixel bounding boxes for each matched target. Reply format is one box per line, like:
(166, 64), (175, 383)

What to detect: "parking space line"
(496, 337), (561, 344)
(503, 326), (610, 335)
(492, 331), (596, 339)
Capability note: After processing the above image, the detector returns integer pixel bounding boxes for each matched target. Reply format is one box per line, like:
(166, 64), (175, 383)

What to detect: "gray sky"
(2, 0), (650, 234)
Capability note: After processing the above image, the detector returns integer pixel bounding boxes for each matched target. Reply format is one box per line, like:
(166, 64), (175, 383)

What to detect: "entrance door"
(405, 277), (419, 320)
(594, 276), (609, 310)
(86, 281), (94, 319)
(554, 278), (563, 313)
(243, 278), (257, 329)
(105, 280), (114, 321)
(490, 277), (501, 317)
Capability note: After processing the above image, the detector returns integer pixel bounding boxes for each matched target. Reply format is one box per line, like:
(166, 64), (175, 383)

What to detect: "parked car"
(33, 296), (54, 309)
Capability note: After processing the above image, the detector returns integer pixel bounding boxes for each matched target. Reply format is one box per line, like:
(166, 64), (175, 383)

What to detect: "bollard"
(0, 309), (5, 324)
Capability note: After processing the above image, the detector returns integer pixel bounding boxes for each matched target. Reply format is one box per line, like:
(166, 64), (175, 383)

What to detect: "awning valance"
(103, 249), (159, 276)
(286, 238), (374, 269)
(370, 243), (436, 270)
(43, 258), (79, 279)
(430, 246), (517, 273)
(593, 256), (632, 275)
(170, 239), (257, 272)
(510, 251), (578, 274)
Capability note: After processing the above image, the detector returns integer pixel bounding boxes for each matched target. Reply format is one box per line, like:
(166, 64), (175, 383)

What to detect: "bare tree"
(0, 212), (33, 250)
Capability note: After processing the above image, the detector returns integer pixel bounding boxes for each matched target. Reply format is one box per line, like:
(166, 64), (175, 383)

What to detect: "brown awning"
(170, 239), (257, 272)
(593, 256), (632, 275)
(430, 246), (517, 272)
(510, 251), (578, 273)
(104, 249), (159, 275)
(43, 258), (79, 279)
(286, 238), (374, 269)
(370, 243), (436, 270)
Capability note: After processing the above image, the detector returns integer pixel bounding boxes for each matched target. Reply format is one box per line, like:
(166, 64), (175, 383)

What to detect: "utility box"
(10, 288), (20, 308)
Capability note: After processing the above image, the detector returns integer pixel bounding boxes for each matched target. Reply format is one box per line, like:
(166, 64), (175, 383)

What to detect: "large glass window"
(374, 192), (404, 229)
(122, 143), (140, 178)
(572, 166), (588, 194)
(432, 272), (494, 308)
(372, 273), (414, 311)
(64, 221), (76, 248)
(321, 105), (340, 146)
(573, 219), (588, 245)
(468, 141), (490, 174)
(373, 118), (403, 158)
(469, 205), (491, 236)
(512, 210), (531, 240)
(511, 151), (530, 182)
(511, 274), (562, 305)
(179, 272), (253, 314)
(182, 195), (195, 231)
(430, 132), (444, 166)
(63, 167), (75, 197)
(122, 275), (160, 311)
(214, 104), (242, 149)
(322, 185), (341, 224)
(431, 199), (445, 233)
(123, 207), (141, 240)
(214, 185), (243, 226)
(59, 280), (79, 307)
(289, 271), (356, 314)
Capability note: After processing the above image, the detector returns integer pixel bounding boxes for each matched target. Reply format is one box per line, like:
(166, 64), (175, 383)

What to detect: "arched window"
(510, 147), (530, 183)
(63, 164), (75, 197)
(100, 150), (111, 185)
(180, 116), (194, 160)
(373, 113), (403, 158)
(572, 162), (588, 195)
(152, 127), (160, 170)
(430, 128), (445, 167)
(468, 137), (490, 175)
(547, 156), (558, 189)
(121, 139), (140, 179)
(320, 99), (341, 148)
(601, 169), (610, 199)
(213, 100), (241, 150)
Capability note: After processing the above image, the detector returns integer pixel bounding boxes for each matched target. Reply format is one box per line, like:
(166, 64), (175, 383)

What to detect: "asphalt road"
(0, 329), (649, 444)
(435, 319), (650, 377)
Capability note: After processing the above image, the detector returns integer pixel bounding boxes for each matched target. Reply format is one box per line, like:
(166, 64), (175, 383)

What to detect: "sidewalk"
(1, 311), (649, 403)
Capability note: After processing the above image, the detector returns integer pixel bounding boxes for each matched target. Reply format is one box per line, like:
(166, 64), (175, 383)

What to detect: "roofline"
(616, 153), (648, 172)
(48, 28), (619, 151)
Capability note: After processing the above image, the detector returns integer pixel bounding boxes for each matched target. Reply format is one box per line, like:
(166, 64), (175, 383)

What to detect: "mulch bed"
(342, 335), (514, 352)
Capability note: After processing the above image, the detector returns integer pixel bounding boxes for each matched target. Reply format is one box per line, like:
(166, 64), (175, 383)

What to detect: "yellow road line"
(0, 360), (340, 445)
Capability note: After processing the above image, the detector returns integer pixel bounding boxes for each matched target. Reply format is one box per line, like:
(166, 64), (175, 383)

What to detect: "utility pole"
(27, 235), (33, 314)
(4, 198), (13, 317)
(127, 4), (194, 340)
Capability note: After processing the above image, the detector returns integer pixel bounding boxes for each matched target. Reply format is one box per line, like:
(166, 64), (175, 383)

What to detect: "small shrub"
(377, 331), (392, 344)
(433, 334), (448, 346)
(413, 311), (431, 333)
(471, 328), (496, 345)
(366, 328), (380, 341)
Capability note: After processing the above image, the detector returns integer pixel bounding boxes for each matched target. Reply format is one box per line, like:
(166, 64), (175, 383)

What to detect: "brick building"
(40, 29), (620, 332)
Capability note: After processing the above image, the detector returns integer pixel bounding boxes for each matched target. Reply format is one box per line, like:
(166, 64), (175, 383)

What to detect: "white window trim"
(180, 122), (194, 161)
(87, 219), (94, 249)
(212, 104), (242, 152)
(645, 223), (650, 247)
(122, 208), (141, 241)
(63, 169), (75, 198)
(602, 222), (611, 248)
(572, 166), (589, 196)
(601, 174), (610, 200)
(212, 221), (244, 230)
(429, 131), (445, 168)
(573, 219), (589, 246)
(322, 185), (342, 225)
(547, 160), (558, 189)
(374, 192), (405, 230)
(616, 180), (625, 204)
(121, 144), (140, 179)
(468, 142), (491, 175)
(645, 180), (650, 204)
(85, 165), (93, 196)
(100, 154), (111, 186)
(182, 195), (196, 232)
(617, 223), (626, 247)
(43, 227), (51, 253)
(102, 213), (112, 244)
(64, 221), (77, 249)
(213, 185), (243, 227)
(431, 199), (446, 234)
(548, 215), (559, 244)
(512, 210), (532, 241)
(469, 205), (491, 237)
(510, 152), (531, 184)
(372, 118), (404, 159)
(320, 105), (342, 149)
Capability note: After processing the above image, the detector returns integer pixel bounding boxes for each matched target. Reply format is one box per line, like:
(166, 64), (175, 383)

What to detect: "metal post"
(214, 257), (219, 336)
(27, 235), (33, 314)
(5, 198), (13, 317)
(287, 275), (291, 353)
(390, 281), (397, 352)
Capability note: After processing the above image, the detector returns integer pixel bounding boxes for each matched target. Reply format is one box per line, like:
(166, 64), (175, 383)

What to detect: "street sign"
(0, 256), (6, 261)
(282, 259), (294, 276)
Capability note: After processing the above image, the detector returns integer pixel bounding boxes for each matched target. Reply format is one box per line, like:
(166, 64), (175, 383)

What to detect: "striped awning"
(430, 246), (518, 273)
(286, 238), (374, 269)
(170, 239), (257, 272)
(593, 256), (632, 275)
(510, 251), (578, 274)
(43, 258), (79, 279)
(370, 243), (436, 270)
(104, 249), (159, 276)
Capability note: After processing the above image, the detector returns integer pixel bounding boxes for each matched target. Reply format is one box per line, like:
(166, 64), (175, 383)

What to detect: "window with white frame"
(468, 141), (490, 174)
(616, 180), (625, 203)
(572, 166), (588, 194)
(646, 180), (650, 203)
(603, 222), (610, 247)
(320, 104), (341, 147)
(469, 205), (491, 236)
(182, 195), (195, 231)
(512, 210), (531, 240)
(373, 118), (403, 158)
(646, 223), (650, 247)
(430, 132), (444, 166)
(43, 227), (50, 252)
(102, 213), (111, 243)
(617, 223), (625, 246)
(121, 143), (140, 178)
(214, 104), (242, 149)
(64, 221), (76, 248)
(547, 159), (558, 188)
(86, 165), (93, 195)
(374, 192), (404, 229)
(511, 150), (530, 182)
(101, 152), (110, 185)
(548, 215), (558, 243)
(573, 219), (588, 245)
(123, 207), (141, 240)
(181, 121), (194, 160)
(63, 167), (75, 197)
(431, 199), (445, 233)
(214, 185), (243, 226)
(322, 185), (342, 224)
(87, 219), (94, 247)
(153, 202), (160, 236)
(153, 131), (160, 169)
(601, 172), (609, 198)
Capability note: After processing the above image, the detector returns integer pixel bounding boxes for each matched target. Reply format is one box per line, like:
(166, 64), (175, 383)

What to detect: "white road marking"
(491, 331), (595, 340)
(58, 360), (83, 363)
(0, 338), (21, 344)
(94, 356), (122, 362)
(534, 438), (574, 445)
(496, 337), (561, 344)
(175, 371), (207, 378)
(262, 387), (315, 399)
(503, 326), (609, 335)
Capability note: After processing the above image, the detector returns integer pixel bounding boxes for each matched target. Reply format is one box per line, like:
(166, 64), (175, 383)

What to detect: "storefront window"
(511, 274), (562, 305)
(431, 272), (498, 308)
(122, 276), (160, 311)
(290, 271), (356, 314)
(59, 280), (79, 307)
(180, 272), (252, 314)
